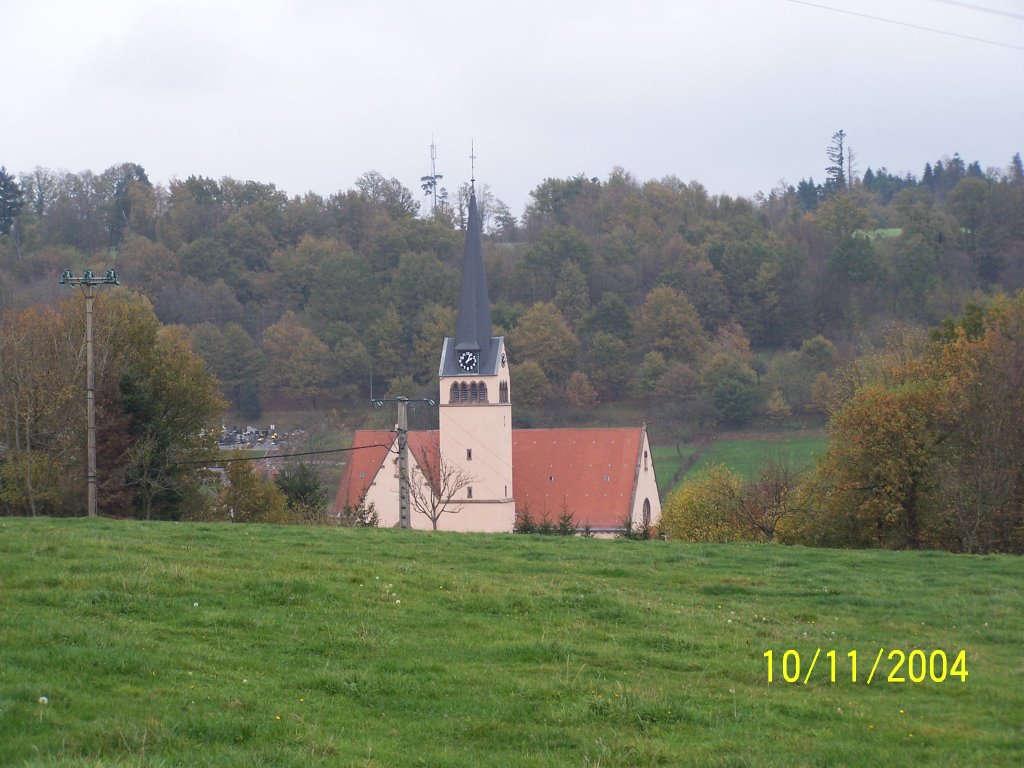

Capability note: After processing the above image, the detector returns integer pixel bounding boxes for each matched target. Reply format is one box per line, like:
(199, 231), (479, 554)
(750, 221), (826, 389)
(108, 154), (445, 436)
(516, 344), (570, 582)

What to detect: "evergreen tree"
(0, 167), (24, 235)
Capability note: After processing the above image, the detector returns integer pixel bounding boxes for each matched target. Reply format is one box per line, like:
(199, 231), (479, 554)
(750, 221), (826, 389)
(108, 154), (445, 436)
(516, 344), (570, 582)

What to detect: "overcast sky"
(4, 0), (1022, 217)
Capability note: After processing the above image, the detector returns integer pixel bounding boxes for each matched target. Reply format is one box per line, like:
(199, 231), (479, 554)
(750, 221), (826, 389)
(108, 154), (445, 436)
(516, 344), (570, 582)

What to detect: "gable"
(333, 430), (443, 514)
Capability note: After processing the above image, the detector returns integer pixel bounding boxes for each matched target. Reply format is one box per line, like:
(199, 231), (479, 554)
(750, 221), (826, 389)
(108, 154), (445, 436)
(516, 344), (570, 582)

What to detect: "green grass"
(651, 445), (697, 497)
(1, 519), (1022, 767)
(685, 433), (829, 483)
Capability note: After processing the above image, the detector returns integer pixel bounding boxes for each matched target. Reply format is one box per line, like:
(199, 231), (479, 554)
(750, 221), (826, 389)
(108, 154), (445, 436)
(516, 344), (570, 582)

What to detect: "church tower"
(437, 189), (515, 532)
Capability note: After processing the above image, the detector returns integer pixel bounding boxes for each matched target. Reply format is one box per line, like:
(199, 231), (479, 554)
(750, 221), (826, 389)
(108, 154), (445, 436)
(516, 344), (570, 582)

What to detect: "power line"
(928, 0), (1024, 22)
(785, 0), (1024, 51)
(173, 443), (392, 467)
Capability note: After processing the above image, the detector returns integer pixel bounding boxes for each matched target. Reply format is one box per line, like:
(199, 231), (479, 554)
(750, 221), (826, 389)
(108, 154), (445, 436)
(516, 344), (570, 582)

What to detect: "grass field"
(651, 432), (829, 499)
(1, 519), (1021, 767)
(684, 433), (829, 483)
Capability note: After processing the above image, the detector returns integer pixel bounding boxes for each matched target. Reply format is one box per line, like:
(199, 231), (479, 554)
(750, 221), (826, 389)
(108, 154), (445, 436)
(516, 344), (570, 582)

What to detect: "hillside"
(1, 519), (1021, 766)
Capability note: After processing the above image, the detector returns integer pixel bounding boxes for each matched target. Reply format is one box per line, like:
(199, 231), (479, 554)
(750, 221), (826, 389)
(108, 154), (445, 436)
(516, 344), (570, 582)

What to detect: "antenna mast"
(430, 137), (438, 214)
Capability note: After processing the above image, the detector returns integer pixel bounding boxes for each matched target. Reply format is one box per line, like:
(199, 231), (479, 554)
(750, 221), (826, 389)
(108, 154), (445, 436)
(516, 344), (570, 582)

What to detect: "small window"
(604, 474), (610, 482)
(467, 448), (473, 461)
(450, 382), (459, 403)
(470, 381), (478, 402)
(644, 450), (649, 470)
(642, 498), (651, 527)
(548, 475), (554, 482)
(359, 471), (366, 479)
(467, 486), (473, 499)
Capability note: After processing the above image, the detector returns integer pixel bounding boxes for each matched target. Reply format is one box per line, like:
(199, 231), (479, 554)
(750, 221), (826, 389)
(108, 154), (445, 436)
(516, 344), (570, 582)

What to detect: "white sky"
(3, 0), (1022, 217)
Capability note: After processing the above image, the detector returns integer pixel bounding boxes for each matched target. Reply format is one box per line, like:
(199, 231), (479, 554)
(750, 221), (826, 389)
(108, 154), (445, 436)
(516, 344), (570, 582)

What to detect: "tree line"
(660, 293), (1024, 553)
(1, 138), (1023, 539)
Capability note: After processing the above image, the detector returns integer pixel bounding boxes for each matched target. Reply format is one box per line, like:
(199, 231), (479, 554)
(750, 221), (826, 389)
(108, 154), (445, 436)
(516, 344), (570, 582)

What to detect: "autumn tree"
(262, 311), (331, 405)
(659, 464), (751, 542)
(214, 457), (291, 523)
(506, 302), (580, 383)
(635, 285), (707, 365)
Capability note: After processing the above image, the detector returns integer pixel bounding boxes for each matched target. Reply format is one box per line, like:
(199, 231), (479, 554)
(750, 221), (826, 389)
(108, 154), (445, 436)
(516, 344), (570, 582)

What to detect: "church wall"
(629, 429), (662, 530)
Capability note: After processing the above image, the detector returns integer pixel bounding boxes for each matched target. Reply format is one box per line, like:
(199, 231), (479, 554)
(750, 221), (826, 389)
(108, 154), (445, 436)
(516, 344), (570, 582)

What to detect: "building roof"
(441, 190), (498, 376)
(512, 428), (646, 530)
(332, 430), (441, 512)
(335, 426), (649, 531)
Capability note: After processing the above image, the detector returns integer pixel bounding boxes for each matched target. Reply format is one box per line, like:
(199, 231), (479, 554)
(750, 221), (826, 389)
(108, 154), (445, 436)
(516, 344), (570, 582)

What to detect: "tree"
(586, 332), (633, 400)
(701, 353), (758, 426)
(813, 382), (942, 549)
(262, 311), (330, 405)
(0, 166), (25, 236)
(565, 371), (598, 409)
(512, 360), (551, 408)
(635, 285), (707, 365)
(275, 462), (327, 523)
(506, 302), (580, 383)
(216, 456), (291, 523)
(824, 130), (847, 196)
(355, 171), (419, 219)
(409, 450), (473, 531)
(119, 325), (225, 520)
(659, 464), (751, 542)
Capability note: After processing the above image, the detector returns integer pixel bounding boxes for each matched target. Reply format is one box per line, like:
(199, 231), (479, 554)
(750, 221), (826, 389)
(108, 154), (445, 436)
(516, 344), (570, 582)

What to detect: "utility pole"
(371, 395), (435, 528)
(60, 268), (119, 518)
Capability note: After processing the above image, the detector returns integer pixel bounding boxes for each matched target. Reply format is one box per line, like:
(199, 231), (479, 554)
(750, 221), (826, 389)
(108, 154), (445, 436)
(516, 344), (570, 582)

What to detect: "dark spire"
(454, 189), (491, 352)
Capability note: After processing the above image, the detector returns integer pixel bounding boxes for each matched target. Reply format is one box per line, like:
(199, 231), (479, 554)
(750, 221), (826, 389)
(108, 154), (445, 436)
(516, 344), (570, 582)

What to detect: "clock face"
(458, 351), (479, 372)
(500, 352), (507, 368)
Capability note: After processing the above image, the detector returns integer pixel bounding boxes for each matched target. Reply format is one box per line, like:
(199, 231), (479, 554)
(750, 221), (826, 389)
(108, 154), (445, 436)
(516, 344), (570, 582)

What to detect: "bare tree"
(409, 450), (473, 531)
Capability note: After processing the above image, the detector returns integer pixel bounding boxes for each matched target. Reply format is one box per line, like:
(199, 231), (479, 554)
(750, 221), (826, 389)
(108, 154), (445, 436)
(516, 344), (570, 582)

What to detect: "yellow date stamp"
(763, 648), (968, 684)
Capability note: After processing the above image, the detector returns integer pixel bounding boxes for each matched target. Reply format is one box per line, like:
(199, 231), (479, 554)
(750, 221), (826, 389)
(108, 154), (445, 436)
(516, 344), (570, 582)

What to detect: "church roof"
(512, 428), (647, 531)
(334, 426), (650, 531)
(440, 190), (500, 377)
(332, 430), (440, 512)
(454, 190), (491, 352)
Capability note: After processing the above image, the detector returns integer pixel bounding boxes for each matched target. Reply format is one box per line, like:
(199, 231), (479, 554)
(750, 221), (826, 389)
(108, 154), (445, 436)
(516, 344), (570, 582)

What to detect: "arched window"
(642, 498), (652, 527)
(459, 382), (468, 402)
(499, 381), (509, 404)
(470, 381), (478, 402)
(449, 382), (459, 403)
(478, 382), (488, 403)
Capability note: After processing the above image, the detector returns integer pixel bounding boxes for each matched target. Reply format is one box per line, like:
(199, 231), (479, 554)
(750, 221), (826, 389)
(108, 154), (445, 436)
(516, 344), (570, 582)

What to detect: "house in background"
(333, 188), (660, 533)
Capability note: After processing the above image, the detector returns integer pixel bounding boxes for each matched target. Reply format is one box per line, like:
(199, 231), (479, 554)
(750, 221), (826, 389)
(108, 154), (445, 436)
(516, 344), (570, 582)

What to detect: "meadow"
(1, 518), (1021, 767)
(651, 431), (829, 498)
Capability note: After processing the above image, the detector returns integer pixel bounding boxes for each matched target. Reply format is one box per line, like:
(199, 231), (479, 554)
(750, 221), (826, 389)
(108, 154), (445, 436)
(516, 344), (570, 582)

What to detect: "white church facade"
(334, 189), (661, 534)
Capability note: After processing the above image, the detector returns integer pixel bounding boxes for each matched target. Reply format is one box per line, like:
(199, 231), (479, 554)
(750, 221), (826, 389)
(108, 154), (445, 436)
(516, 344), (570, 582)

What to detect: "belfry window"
(470, 382), (478, 402)
(460, 382), (468, 402)
(499, 381), (509, 404)
(450, 383), (459, 403)
(478, 382), (488, 403)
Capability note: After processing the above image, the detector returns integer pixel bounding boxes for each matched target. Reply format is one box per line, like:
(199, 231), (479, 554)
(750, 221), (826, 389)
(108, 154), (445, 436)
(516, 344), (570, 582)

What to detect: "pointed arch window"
(460, 382), (468, 402)
(449, 382), (459, 403)
(470, 382), (478, 402)
(642, 498), (652, 527)
(499, 381), (509, 404)
(478, 382), (488, 403)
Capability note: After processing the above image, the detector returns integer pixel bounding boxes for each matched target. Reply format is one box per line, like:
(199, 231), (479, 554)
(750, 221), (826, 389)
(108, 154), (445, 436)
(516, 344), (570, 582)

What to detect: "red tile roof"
(332, 430), (440, 512)
(512, 428), (642, 530)
(335, 427), (645, 530)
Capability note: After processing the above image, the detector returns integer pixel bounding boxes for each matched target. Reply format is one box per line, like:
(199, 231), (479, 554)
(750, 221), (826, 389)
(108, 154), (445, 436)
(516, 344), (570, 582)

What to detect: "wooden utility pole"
(371, 395), (436, 529)
(60, 269), (119, 517)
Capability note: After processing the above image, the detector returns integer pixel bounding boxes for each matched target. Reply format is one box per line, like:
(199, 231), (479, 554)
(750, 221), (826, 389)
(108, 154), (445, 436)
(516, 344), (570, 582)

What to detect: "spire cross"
(469, 140), (476, 187)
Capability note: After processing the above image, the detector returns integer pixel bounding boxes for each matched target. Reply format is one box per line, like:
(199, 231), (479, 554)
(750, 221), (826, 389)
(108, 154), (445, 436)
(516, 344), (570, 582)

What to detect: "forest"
(1, 132), (1023, 551)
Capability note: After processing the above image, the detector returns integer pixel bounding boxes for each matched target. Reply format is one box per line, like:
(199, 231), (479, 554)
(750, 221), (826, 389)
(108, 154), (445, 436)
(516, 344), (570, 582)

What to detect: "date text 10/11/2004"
(763, 648), (968, 685)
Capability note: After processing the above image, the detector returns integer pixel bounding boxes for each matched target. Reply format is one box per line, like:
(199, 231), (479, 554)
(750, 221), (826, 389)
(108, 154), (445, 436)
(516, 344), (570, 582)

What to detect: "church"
(333, 188), (661, 534)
